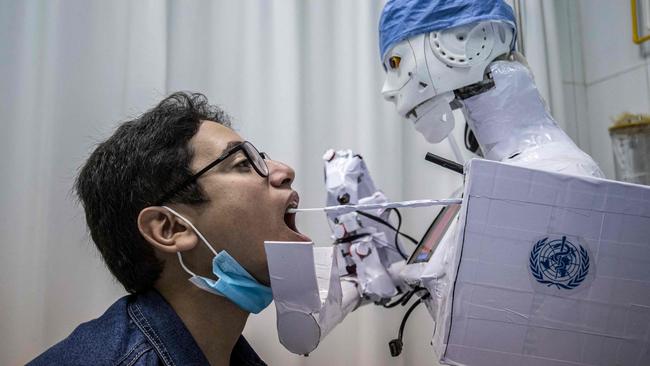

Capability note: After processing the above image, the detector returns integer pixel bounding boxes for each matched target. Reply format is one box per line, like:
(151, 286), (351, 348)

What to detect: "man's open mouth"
(284, 203), (299, 231)
(284, 192), (311, 242)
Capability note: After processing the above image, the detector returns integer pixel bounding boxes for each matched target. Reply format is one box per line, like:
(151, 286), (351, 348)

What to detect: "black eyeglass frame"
(156, 141), (269, 205)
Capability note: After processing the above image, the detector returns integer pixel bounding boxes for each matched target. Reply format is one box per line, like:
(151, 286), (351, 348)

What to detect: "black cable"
(355, 209), (415, 260)
(383, 287), (427, 309)
(333, 232), (371, 244)
(398, 298), (424, 343)
(383, 291), (411, 308)
(389, 293), (430, 357)
(391, 208), (419, 245)
(464, 122), (482, 155)
(391, 209), (407, 260)
(356, 210), (418, 245)
(400, 287), (427, 306)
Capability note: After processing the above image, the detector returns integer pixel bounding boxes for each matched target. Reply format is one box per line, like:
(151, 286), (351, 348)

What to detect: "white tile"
(585, 66), (650, 178)
(578, 0), (647, 84)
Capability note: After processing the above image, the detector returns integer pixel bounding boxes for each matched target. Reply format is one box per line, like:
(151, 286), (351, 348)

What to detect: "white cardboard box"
(442, 159), (650, 365)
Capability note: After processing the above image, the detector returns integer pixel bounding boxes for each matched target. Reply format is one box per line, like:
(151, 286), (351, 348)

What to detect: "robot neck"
(459, 61), (568, 161)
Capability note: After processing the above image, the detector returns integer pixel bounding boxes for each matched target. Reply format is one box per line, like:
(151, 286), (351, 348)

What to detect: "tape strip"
(287, 198), (463, 215)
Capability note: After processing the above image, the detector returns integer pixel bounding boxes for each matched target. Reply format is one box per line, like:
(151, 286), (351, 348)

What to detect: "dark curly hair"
(75, 92), (231, 293)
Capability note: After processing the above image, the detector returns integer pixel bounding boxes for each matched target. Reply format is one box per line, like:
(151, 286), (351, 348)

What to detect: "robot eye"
(388, 56), (401, 69)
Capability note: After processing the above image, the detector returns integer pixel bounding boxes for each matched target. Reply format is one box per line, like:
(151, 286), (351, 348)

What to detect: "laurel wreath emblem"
(529, 237), (589, 290)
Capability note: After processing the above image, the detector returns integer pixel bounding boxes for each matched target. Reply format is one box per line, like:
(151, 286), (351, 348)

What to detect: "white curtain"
(0, 1), (468, 365)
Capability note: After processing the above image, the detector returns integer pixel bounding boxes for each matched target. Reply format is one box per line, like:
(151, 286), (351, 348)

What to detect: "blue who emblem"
(529, 236), (589, 290)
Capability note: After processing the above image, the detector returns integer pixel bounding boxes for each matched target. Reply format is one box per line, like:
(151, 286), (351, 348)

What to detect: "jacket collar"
(127, 289), (209, 366)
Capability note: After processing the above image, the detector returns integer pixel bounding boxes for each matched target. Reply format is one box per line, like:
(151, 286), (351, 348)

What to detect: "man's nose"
(267, 159), (295, 188)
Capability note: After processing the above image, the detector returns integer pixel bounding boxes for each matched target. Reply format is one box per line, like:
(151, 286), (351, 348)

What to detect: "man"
(29, 92), (310, 365)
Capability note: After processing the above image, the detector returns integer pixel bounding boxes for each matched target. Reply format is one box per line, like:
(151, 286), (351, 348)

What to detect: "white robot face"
(381, 21), (514, 144)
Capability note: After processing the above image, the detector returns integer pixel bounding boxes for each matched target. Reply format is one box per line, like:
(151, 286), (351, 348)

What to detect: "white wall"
(555, 0), (650, 178)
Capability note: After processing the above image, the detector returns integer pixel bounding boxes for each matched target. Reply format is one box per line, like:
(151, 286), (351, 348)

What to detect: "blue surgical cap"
(379, 0), (517, 61)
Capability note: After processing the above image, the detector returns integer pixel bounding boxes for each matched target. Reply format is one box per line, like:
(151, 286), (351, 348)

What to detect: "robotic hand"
(265, 149), (414, 356)
(322, 148), (409, 302)
(322, 149), (458, 358)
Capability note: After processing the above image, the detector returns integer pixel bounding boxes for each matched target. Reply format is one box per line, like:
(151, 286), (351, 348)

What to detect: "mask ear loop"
(162, 206), (219, 277)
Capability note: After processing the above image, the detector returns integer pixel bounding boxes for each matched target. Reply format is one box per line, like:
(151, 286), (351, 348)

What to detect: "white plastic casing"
(461, 61), (604, 178)
(381, 21), (514, 143)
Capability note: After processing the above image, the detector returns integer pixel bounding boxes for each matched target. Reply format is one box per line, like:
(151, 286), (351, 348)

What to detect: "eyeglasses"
(156, 141), (269, 205)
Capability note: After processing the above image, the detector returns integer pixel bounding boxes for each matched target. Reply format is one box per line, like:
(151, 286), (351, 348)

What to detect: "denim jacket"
(28, 290), (267, 366)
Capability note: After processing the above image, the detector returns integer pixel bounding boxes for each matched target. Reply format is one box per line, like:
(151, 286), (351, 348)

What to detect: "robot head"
(378, 0), (516, 144)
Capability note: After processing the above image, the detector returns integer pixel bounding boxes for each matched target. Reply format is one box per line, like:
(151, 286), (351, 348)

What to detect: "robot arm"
(265, 240), (362, 355)
(322, 149), (410, 302)
(265, 149), (418, 355)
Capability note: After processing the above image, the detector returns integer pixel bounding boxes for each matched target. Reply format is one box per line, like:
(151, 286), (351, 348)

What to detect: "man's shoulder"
(28, 295), (160, 366)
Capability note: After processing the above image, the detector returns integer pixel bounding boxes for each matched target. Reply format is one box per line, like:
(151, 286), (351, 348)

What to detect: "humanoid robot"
(377, 0), (605, 352)
(378, 0), (603, 178)
(267, 0), (607, 361)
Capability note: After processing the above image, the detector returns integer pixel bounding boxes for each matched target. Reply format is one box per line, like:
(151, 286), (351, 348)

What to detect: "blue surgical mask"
(163, 206), (273, 314)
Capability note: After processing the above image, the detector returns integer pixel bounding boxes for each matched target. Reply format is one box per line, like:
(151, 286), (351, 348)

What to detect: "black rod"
(424, 152), (464, 174)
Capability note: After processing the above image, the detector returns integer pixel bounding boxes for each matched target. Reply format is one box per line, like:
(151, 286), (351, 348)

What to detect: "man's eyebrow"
(225, 141), (243, 150)
(218, 140), (244, 158)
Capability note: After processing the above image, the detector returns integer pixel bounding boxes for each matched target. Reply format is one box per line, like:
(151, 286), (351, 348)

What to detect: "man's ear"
(138, 206), (197, 253)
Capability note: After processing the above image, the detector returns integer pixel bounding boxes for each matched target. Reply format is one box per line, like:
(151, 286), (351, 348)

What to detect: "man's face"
(180, 121), (310, 285)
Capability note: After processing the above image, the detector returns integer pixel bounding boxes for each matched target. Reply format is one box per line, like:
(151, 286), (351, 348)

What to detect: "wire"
(391, 208), (419, 245)
(388, 292), (430, 357)
(356, 209), (417, 260)
(333, 232), (371, 244)
(384, 287), (427, 308)
(464, 122), (480, 154)
(398, 296), (426, 341)
(391, 209), (407, 260)
(383, 291), (411, 308)
(356, 209), (418, 245)
(401, 287), (427, 305)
